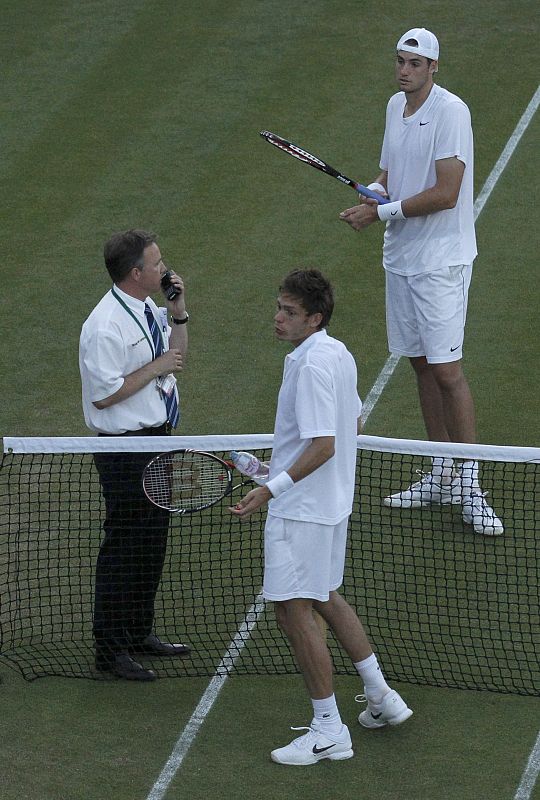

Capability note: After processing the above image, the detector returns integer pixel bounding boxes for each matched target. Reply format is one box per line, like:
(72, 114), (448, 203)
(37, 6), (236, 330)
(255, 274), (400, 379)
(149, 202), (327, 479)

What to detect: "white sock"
(311, 694), (343, 735)
(431, 457), (455, 485)
(354, 653), (391, 704)
(460, 460), (480, 493)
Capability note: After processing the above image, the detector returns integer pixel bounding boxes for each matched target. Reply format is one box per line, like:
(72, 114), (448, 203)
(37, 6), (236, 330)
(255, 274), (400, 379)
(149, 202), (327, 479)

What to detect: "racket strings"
(144, 453), (231, 511)
(261, 133), (324, 167)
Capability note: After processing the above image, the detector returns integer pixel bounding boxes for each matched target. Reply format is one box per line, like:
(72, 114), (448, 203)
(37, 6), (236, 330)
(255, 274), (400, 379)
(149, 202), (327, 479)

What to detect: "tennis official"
(79, 229), (190, 681)
(230, 269), (412, 765)
(340, 28), (503, 536)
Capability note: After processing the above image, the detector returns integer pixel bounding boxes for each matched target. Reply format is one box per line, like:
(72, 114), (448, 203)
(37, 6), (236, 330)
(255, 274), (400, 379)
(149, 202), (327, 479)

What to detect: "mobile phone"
(161, 270), (181, 301)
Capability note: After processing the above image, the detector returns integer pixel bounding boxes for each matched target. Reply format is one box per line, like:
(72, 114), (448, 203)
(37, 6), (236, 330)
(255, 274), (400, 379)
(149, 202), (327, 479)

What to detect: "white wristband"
(266, 471), (294, 498)
(367, 182), (387, 195)
(377, 200), (405, 222)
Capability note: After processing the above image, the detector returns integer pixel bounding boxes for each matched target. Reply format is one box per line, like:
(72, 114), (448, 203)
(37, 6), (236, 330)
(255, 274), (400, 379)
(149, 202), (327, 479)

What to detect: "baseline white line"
(145, 84), (540, 800)
(514, 731), (540, 800)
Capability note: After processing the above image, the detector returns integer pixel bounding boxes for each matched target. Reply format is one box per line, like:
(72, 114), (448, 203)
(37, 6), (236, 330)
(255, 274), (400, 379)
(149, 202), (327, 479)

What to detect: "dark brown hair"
(103, 229), (157, 283)
(279, 268), (334, 329)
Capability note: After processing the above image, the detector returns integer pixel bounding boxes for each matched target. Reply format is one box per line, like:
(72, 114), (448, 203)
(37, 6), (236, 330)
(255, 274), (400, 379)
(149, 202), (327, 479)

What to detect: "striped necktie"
(144, 303), (180, 428)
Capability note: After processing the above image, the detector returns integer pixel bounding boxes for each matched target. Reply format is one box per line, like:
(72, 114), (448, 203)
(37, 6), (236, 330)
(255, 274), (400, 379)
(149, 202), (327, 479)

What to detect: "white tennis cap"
(396, 28), (439, 61)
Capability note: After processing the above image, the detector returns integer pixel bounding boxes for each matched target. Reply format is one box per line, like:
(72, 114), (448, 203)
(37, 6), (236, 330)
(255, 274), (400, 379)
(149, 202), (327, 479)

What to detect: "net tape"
(1, 435), (539, 693)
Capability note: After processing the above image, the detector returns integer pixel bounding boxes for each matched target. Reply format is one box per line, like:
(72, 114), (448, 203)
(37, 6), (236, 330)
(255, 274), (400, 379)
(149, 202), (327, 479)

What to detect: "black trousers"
(93, 426), (170, 658)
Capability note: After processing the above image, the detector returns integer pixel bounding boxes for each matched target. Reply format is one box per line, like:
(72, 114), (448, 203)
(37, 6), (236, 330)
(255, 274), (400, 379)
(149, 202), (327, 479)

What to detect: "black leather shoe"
(129, 633), (191, 657)
(95, 652), (157, 681)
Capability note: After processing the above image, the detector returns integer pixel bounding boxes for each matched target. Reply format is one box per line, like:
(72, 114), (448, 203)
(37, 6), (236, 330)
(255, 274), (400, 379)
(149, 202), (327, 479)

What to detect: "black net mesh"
(0, 439), (538, 694)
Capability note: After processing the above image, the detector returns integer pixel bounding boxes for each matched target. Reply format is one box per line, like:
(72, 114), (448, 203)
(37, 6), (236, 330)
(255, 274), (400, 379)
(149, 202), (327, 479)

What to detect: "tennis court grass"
(0, 1), (538, 798)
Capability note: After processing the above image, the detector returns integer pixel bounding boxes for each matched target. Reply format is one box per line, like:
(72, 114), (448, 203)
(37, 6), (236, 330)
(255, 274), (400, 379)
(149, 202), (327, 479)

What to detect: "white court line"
(146, 596), (265, 800)
(361, 353), (400, 425)
(514, 731), (540, 800)
(474, 84), (540, 220)
(145, 83), (540, 800)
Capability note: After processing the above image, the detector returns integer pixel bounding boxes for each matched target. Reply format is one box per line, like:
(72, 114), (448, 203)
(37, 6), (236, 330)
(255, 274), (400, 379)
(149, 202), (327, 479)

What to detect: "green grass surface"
(0, 1), (539, 798)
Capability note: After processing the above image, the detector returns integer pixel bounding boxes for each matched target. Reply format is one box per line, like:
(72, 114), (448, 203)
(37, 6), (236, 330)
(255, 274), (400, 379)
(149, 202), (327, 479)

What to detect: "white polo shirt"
(380, 83), (477, 275)
(79, 286), (171, 434)
(268, 329), (362, 525)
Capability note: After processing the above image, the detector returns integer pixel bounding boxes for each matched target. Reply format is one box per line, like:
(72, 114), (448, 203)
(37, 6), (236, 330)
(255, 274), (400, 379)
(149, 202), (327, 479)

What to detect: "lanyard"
(111, 286), (159, 359)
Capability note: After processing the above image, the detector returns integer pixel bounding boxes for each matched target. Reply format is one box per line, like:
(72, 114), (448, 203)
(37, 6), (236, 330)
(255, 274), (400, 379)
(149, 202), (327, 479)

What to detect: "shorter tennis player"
(230, 269), (412, 765)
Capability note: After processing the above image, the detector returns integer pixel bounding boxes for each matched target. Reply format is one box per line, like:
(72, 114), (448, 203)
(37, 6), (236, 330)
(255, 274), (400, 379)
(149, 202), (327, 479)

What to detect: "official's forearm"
(93, 362), (161, 409)
(169, 325), (188, 359)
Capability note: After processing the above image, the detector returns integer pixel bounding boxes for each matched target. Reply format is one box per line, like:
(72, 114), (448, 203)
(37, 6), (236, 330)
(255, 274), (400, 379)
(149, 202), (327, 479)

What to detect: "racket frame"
(142, 448), (233, 514)
(260, 130), (389, 204)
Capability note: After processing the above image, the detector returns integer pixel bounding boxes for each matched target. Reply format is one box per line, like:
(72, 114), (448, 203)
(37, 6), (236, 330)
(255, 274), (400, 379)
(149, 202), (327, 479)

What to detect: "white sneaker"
(462, 491), (504, 536)
(356, 690), (413, 729)
(383, 471), (462, 508)
(270, 723), (354, 765)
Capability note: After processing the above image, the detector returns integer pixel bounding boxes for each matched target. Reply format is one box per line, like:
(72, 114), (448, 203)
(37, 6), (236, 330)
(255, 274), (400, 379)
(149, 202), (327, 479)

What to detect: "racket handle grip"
(356, 184), (390, 204)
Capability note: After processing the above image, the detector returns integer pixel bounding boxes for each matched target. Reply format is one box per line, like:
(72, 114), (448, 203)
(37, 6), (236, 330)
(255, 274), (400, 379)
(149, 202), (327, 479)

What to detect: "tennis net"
(1, 434), (538, 694)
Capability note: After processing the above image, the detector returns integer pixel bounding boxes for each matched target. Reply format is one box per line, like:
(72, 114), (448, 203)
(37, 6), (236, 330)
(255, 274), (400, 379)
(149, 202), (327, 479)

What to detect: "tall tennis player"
(339, 27), (503, 536)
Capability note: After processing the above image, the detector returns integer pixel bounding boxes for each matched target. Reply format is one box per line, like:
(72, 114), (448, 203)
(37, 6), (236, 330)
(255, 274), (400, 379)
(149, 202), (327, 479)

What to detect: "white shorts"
(262, 514), (348, 602)
(385, 264), (472, 364)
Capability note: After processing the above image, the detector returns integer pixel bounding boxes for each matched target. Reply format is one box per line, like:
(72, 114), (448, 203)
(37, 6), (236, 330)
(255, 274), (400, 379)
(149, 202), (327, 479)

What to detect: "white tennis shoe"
(270, 722), (353, 765)
(383, 472), (462, 508)
(462, 491), (504, 536)
(357, 690), (413, 729)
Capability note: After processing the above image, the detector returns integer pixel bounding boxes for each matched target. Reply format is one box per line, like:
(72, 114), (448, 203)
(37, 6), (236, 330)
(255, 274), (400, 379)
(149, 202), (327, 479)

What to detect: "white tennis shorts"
(262, 514), (348, 602)
(385, 264), (473, 364)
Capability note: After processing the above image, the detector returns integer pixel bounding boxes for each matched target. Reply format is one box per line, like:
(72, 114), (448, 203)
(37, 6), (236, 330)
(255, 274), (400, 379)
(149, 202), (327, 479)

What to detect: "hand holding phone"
(161, 270), (181, 301)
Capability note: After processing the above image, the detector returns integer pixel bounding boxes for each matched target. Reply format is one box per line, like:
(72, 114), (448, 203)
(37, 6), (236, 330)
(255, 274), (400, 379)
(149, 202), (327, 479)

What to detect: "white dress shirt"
(79, 285), (171, 434)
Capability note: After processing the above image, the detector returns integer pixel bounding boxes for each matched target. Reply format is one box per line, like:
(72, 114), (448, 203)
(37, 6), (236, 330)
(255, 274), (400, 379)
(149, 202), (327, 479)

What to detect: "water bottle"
(230, 451), (269, 485)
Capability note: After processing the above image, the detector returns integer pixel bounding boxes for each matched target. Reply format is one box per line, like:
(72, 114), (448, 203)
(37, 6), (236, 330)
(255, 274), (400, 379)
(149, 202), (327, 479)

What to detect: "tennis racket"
(260, 130), (389, 204)
(143, 449), (238, 514)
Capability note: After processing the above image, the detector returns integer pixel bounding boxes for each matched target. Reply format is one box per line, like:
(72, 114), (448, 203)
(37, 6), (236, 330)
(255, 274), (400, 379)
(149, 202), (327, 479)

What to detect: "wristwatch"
(172, 313), (189, 325)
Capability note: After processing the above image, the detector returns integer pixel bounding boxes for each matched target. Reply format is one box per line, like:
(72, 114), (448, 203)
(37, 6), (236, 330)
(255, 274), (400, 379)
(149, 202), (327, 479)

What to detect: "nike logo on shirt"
(420, 121), (430, 126)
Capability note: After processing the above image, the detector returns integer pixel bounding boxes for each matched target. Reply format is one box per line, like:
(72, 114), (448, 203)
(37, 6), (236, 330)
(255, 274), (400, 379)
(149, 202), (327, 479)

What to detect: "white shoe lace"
(409, 470), (431, 490)
(288, 725), (316, 747)
(463, 490), (491, 511)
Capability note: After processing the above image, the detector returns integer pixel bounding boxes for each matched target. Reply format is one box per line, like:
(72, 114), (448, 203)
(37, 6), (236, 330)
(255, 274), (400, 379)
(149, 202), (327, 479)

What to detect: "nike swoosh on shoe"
(312, 743), (337, 755)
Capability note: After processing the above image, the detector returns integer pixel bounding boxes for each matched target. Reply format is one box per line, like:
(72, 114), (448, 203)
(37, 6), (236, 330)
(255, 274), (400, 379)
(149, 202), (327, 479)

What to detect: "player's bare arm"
(340, 158), (464, 230)
(230, 436), (335, 519)
(401, 156), (465, 216)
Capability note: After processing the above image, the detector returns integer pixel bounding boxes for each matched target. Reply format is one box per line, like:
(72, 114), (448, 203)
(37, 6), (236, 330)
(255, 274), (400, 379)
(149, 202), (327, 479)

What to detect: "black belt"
(98, 422), (171, 437)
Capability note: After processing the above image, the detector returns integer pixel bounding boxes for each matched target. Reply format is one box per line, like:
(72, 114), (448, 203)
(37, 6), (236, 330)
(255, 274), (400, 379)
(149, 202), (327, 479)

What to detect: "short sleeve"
(82, 327), (125, 402)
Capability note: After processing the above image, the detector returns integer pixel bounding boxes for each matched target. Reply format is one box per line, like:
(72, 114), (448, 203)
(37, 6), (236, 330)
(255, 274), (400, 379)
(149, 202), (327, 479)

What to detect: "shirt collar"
(286, 329), (328, 361)
(112, 284), (149, 316)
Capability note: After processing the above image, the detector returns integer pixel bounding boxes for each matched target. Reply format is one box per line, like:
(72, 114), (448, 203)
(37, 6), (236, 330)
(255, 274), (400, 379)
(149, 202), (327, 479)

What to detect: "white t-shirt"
(79, 286), (173, 434)
(268, 329), (362, 525)
(380, 84), (477, 275)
